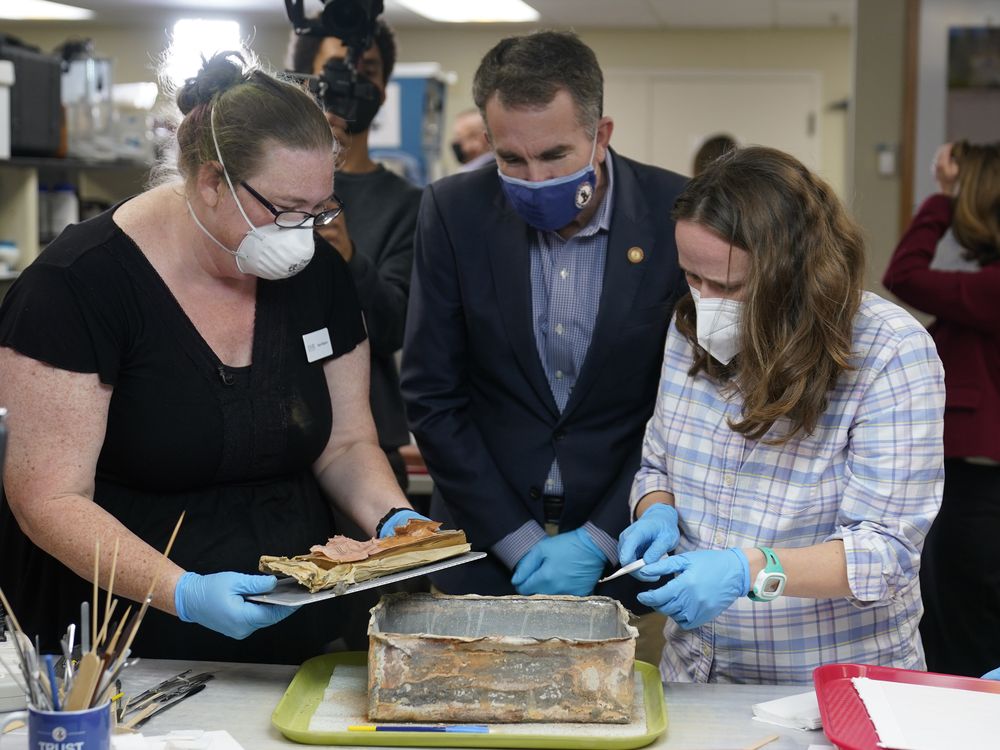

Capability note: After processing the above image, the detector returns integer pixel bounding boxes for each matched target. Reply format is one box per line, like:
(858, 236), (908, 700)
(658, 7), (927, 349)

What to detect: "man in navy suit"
(401, 31), (687, 607)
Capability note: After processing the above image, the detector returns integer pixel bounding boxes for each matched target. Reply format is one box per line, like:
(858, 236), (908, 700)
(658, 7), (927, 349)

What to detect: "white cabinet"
(0, 157), (150, 276)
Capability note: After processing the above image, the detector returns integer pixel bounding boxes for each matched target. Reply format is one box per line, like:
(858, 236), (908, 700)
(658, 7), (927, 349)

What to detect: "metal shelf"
(1, 156), (151, 171)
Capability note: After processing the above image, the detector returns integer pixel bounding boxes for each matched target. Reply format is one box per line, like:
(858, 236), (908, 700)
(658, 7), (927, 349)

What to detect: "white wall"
(3, 21), (852, 196)
(394, 27), (852, 195)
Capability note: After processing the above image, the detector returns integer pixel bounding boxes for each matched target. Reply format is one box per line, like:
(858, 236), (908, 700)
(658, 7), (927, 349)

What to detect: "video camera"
(285, 0), (385, 131)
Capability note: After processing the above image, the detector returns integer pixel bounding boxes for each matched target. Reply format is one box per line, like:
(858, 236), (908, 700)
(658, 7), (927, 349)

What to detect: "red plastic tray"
(813, 663), (1000, 750)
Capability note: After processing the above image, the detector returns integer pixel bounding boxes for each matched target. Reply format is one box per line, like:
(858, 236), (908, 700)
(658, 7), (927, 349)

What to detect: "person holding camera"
(288, 18), (420, 493)
(0, 51), (428, 664)
(883, 140), (1000, 678)
(401, 31), (688, 643)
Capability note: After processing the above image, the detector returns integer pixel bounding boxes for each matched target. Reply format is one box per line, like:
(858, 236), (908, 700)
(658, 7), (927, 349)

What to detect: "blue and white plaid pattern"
(630, 292), (945, 684)
(490, 157), (618, 569)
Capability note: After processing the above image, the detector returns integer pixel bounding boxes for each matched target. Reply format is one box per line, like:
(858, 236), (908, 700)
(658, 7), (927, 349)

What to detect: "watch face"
(753, 571), (787, 600)
(762, 576), (783, 594)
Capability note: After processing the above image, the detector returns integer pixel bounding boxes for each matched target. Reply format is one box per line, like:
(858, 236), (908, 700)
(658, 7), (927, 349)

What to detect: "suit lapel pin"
(627, 246), (645, 264)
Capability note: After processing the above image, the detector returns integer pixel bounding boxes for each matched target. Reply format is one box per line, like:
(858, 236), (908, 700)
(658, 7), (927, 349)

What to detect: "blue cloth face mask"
(498, 135), (599, 231)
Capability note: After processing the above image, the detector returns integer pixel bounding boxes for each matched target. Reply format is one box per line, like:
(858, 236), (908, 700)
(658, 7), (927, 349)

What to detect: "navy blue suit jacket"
(401, 151), (687, 606)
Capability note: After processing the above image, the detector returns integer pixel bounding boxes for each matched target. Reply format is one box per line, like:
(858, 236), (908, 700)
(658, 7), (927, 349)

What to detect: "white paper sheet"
(751, 689), (822, 730)
(852, 677), (1000, 750)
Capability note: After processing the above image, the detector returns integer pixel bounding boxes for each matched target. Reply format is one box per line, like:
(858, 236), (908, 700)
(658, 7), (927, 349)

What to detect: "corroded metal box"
(367, 593), (637, 723)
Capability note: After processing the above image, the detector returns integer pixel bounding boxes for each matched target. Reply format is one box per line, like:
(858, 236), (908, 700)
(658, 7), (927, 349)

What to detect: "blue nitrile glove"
(982, 666), (1000, 680)
(617, 504), (680, 577)
(636, 549), (750, 630)
(174, 571), (299, 640)
(510, 528), (607, 597)
(378, 509), (432, 538)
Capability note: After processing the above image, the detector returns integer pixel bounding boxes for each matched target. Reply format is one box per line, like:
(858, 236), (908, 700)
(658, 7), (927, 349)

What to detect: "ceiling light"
(395, 0), (539, 23)
(0, 0), (94, 21)
(164, 19), (242, 87)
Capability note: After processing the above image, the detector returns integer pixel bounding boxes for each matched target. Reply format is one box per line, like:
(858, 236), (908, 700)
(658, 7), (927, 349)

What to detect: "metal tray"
(271, 652), (667, 749)
(246, 552), (486, 606)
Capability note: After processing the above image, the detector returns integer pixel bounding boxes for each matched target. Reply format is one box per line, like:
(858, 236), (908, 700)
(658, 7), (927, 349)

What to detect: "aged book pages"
(259, 520), (470, 593)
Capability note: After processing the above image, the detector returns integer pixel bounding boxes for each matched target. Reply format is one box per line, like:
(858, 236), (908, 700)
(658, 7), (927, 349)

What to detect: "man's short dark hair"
(472, 30), (603, 136)
(286, 18), (397, 83)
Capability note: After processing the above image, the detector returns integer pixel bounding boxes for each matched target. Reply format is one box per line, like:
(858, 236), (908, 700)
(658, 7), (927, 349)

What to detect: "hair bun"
(176, 51), (250, 115)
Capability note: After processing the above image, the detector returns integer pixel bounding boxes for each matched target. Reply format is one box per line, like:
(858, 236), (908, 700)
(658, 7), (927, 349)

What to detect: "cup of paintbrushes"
(0, 700), (111, 750)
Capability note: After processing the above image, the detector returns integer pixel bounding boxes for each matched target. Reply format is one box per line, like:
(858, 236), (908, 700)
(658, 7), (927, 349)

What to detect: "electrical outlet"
(0, 636), (27, 711)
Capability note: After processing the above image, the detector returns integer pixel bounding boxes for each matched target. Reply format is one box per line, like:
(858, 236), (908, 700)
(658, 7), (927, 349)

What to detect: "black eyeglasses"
(240, 181), (345, 228)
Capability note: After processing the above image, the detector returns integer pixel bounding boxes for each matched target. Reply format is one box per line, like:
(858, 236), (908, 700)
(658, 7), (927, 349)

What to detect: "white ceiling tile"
(13, 0), (856, 28)
(525, 0), (662, 28)
(774, 0), (855, 28)
(648, 0), (774, 28)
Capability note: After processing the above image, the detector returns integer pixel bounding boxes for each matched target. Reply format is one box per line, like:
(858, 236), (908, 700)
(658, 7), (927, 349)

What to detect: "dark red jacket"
(883, 194), (1000, 461)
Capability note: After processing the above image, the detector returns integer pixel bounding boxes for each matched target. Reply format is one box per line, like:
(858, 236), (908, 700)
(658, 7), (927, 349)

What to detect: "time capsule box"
(367, 593), (638, 723)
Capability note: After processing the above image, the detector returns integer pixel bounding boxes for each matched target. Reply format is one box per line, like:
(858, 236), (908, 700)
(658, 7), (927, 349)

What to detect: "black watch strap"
(375, 506), (412, 538)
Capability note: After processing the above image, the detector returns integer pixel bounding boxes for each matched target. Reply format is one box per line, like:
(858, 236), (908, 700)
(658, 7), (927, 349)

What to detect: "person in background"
(619, 146), (945, 684)
(450, 108), (495, 172)
(0, 51), (428, 664)
(883, 140), (1000, 678)
(692, 133), (737, 176)
(401, 31), (688, 652)
(288, 19), (420, 492)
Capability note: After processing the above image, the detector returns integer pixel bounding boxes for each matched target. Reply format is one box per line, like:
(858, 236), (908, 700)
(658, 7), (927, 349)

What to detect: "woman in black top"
(0, 52), (427, 663)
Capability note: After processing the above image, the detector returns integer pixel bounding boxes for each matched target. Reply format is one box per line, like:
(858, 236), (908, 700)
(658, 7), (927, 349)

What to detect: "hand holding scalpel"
(600, 553), (673, 584)
(598, 558), (649, 584)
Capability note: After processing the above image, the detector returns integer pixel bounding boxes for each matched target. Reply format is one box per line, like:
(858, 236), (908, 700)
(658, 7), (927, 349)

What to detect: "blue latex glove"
(617, 504), (680, 574)
(174, 571), (298, 640)
(982, 666), (1000, 680)
(510, 528), (607, 597)
(378, 509), (432, 538)
(636, 549), (750, 630)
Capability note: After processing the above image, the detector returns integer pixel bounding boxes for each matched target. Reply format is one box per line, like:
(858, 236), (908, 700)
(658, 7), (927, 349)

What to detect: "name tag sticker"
(303, 328), (333, 363)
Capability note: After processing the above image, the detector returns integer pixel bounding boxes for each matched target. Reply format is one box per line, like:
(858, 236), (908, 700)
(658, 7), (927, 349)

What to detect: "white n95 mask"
(187, 201), (316, 281)
(689, 287), (743, 365)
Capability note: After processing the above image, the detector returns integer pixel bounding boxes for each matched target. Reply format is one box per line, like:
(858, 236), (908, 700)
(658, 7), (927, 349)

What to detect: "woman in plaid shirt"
(617, 146), (946, 684)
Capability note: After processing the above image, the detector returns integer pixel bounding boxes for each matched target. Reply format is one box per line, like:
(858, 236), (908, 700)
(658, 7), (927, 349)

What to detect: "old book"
(259, 520), (470, 593)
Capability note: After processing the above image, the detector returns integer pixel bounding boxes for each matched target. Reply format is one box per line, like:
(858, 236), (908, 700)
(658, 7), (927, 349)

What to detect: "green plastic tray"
(272, 652), (667, 748)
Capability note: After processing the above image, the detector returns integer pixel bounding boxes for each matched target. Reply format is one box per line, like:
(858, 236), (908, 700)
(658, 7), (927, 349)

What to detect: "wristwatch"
(748, 546), (786, 602)
(375, 507), (412, 538)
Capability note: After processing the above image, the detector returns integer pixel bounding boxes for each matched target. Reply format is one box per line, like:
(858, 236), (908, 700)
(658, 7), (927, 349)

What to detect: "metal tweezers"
(124, 670), (214, 725)
(126, 681), (209, 729)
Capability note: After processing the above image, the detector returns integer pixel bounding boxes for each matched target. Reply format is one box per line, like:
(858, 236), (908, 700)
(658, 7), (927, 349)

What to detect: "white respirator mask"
(689, 286), (743, 365)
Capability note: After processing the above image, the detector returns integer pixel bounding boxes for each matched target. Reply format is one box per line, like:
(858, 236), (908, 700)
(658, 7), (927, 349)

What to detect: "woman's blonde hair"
(951, 140), (1000, 266)
(672, 146), (864, 444)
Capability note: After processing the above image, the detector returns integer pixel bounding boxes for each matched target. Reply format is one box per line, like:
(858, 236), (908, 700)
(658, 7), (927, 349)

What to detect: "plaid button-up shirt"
(630, 292), (945, 684)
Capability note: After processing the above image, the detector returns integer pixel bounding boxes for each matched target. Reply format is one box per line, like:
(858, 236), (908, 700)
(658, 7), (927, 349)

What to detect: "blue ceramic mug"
(0, 701), (110, 750)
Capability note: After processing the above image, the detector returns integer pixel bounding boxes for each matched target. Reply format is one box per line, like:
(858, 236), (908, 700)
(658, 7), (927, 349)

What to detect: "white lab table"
(3, 657), (831, 749)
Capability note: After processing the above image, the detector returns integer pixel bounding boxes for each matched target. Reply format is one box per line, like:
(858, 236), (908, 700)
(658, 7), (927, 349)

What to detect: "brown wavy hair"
(951, 140), (1000, 266)
(672, 146), (865, 443)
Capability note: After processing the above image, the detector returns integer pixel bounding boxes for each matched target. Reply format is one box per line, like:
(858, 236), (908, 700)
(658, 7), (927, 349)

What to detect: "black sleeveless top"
(0, 206), (367, 663)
